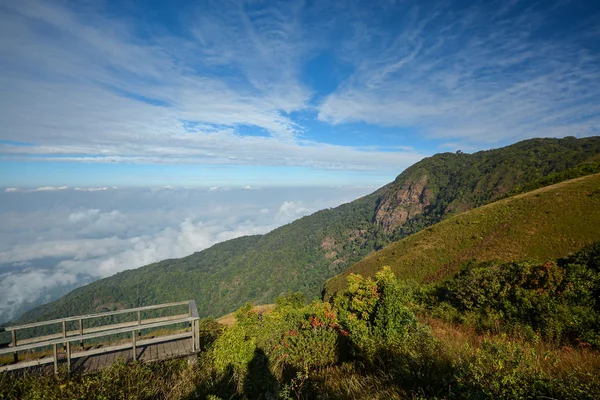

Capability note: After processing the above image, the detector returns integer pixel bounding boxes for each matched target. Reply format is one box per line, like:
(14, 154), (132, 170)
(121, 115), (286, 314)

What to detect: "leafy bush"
(274, 292), (307, 309)
(434, 246), (600, 347)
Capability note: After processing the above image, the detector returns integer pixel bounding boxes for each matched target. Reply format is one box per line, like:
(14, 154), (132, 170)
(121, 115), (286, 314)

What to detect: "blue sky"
(1, 0), (599, 188)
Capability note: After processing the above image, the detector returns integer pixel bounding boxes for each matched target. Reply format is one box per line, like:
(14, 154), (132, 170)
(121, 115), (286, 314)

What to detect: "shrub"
(437, 254), (600, 346)
(275, 292), (307, 309)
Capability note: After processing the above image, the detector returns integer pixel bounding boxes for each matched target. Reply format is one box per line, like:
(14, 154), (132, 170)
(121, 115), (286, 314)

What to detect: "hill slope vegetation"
(325, 173), (600, 296)
(16, 137), (600, 323)
(5, 244), (600, 399)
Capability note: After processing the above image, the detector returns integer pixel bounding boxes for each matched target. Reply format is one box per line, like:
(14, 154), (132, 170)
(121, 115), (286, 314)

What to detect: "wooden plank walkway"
(4, 337), (194, 375)
(0, 301), (201, 374)
(76, 337), (193, 374)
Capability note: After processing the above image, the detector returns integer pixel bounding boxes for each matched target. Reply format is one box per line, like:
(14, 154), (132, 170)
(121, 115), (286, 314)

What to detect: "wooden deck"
(21, 336), (195, 375)
(0, 301), (201, 374)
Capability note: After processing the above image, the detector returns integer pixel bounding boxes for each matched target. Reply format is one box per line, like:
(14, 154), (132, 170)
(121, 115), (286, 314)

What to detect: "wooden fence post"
(11, 330), (17, 363)
(132, 330), (137, 361)
(191, 321), (196, 352)
(137, 310), (142, 337)
(53, 344), (58, 375)
(79, 318), (84, 349)
(66, 341), (71, 373)
(62, 320), (67, 351)
(194, 320), (200, 352)
(188, 302), (193, 333)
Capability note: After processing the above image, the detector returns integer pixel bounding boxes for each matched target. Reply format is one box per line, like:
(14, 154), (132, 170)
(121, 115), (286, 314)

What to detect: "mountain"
(325, 172), (600, 296)
(15, 136), (600, 323)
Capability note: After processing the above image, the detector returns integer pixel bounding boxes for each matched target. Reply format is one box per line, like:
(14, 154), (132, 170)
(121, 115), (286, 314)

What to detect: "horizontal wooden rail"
(12, 314), (189, 347)
(0, 300), (200, 374)
(4, 301), (190, 331)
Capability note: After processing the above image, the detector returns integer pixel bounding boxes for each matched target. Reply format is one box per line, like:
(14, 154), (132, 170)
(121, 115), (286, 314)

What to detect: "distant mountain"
(16, 136), (600, 323)
(325, 172), (600, 297)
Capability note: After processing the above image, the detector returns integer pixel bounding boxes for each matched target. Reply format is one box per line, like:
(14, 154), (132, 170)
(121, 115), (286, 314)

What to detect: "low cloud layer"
(0, 186), (374, 322)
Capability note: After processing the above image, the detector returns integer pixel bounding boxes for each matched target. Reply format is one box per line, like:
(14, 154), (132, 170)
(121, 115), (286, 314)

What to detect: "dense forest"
(14, 136), (600, 325)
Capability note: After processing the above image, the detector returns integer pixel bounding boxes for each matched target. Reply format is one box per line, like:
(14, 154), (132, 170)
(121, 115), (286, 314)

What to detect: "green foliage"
(454, 340), (539, 399)
(17, 137), (600, 330)
(212, 324), (256, 377)
(5, 262), (600, 399)
(506, 160), (600, 197)
(274, 292), (306, 309)
(330, 267), (420, 360)
(432, 244), (600, 347)
(203, 269), (431, 398)
(0, 359), (195, 400)
(326, 170), (600, 296)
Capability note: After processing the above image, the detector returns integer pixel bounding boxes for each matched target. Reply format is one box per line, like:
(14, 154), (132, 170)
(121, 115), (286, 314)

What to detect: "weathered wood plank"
(164, 342), (172, 358)
(152, 340), (159, 361)
(106, 350), (116, 367)
(0, 356), (56, 372)
(158, 342), (166, 360)
(86, 348), (98, 372)
(175, 339), (184, 356)
(97, 353), (108, 370)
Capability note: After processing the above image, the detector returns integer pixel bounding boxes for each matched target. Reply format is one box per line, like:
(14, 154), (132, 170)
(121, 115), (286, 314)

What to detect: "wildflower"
(311, 317), (321, 328)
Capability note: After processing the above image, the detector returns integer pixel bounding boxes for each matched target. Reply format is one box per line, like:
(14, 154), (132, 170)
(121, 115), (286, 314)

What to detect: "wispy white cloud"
(318, 0), (600, 147)
(31, 186), (69, 192)
(4, 186), (70, 193)
(1, 0), (599, 171)
(0, 0), (426, 173)
(74, 187), (108, 192)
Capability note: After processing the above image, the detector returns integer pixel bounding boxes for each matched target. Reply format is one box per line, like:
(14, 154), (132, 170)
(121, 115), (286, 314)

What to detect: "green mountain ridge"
(325, 172), (600, 296)
(15, 136), (600, 324)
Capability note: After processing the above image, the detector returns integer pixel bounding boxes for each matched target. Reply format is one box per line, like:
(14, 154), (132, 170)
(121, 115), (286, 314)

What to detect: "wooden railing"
(0, 300), (200, 373)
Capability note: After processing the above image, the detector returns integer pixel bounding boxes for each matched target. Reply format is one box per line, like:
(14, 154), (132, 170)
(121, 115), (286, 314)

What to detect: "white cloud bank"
(0, 186), (374, 322)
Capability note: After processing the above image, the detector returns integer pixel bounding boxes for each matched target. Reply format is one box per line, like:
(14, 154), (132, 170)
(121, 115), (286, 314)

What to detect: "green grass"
(324, 173), (600, 297)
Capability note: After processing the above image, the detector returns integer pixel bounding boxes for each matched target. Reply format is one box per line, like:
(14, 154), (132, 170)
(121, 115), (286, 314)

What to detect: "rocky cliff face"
(374, 174), (432, 233)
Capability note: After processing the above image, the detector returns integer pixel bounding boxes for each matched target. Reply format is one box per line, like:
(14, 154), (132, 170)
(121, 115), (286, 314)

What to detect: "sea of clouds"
(0, 185), (375, 323)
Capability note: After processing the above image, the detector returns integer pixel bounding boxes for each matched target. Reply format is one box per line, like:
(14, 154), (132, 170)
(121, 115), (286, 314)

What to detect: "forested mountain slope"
(16, 136), (600, 322)
(325, 172), (600, 296)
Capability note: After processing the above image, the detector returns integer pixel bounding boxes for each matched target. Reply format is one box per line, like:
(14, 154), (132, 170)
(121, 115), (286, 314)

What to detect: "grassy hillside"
(325, 172), (600, 296)
(16, 137), (600, 324)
